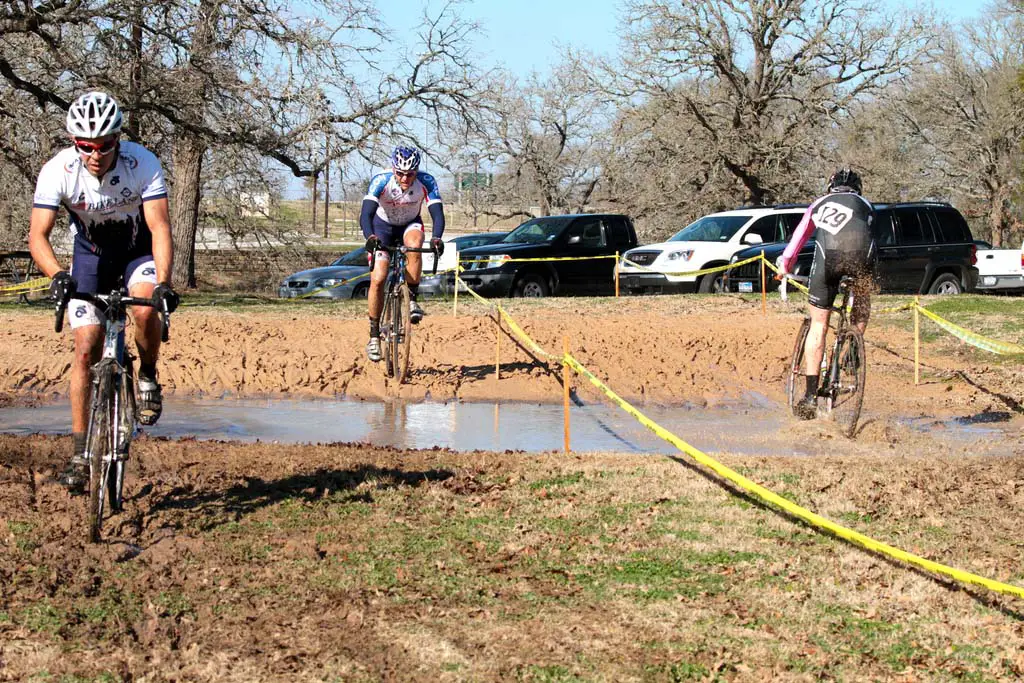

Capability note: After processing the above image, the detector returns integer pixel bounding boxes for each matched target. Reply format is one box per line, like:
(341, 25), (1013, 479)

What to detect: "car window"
(780, 213), (803, 239)
(894, 209), (933, 245)
(875, 212), (896, 246)
(607, 217), (634, 250)
(745, 215), (781, 243)
(931, 208), (972, 243)
(567, 219), (607, 248)
(669, 215), (750, 242)
(503, 217), (572, 244)
(333, 247), (368, 266)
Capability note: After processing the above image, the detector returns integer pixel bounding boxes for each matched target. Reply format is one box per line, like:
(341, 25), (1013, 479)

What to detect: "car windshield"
(669, 215), (750, 242)
(456, 233), (506, 250)
(501, 217), (573, 244)
(332, 247), (368, 266)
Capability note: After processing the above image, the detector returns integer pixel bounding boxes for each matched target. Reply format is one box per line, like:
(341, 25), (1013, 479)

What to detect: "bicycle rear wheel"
(825, 328), (866, 438)
(786, 318), (812, 416)
(392, 283), (412, 383)
(86, 362), (116, 543)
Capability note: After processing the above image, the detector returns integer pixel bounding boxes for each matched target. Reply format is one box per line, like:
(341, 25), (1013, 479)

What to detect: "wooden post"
(614, 251), (620, 298)
(453, 251), (459, 318)
(495, 312), (501, 381)
(914, 300), (920, 385)
(563, 336), (570, 455)
(760, 251), (767, 316)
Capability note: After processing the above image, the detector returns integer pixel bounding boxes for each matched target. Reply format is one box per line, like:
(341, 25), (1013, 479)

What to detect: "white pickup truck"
(975, 240), (1024, 292)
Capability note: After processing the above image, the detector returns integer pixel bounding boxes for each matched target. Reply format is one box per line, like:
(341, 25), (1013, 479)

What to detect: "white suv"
(620, 205), (807, 294)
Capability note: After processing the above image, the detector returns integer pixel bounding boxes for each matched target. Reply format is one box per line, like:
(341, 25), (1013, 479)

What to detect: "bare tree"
(0, 0), (485, 285)
(436, 56), (606, 219)
(604, 0), (933, 222)
(880, 8), (1024, 246)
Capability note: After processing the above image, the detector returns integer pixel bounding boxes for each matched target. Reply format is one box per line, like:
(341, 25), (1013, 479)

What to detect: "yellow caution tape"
(0, 276), (51, 294)
(455, 272), (558, 359)
(915, 304), (1024, 355)
(762, 258), (810, 294)
(459, 254), (618, 265)
(562, 352), (1024, 600)
(620, 254), (763, 278)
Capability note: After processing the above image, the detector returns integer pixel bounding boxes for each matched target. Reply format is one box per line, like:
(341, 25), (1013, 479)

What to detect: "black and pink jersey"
(781, 192), (875, 273)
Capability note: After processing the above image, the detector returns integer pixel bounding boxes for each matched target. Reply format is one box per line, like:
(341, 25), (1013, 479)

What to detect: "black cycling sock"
(408, 284), (419, 300)
(369, 318), (380, 338)
(139, 362), (157, 381)
(72, 431), (86, 458)
(804, 374), (819, 398)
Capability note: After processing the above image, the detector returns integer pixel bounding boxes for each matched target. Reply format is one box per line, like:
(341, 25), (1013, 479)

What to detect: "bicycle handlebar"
(55, 290), (171, 342)
(368, 244), (440, 276)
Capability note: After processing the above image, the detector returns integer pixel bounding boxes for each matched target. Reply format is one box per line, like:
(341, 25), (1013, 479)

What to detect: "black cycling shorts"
(807, 243), (875, 317)
(371, 214), (424, 249)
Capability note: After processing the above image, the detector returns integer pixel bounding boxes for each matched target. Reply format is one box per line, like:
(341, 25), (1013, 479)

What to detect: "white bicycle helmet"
(66, 91), (123, 138)
(391, 145), (421, 173)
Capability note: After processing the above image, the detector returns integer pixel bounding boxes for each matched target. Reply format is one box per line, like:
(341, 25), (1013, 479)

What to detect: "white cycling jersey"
(33, 140), (167, 252)
(364, 171), (442, 227)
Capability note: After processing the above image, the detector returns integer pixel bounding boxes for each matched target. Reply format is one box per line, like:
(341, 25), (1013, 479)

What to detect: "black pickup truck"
(456, 214), (638, 297)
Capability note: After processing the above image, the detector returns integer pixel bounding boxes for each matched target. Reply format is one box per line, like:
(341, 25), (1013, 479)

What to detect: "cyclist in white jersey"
(28, 91), (179, 493)
(360, 146), (446, 362)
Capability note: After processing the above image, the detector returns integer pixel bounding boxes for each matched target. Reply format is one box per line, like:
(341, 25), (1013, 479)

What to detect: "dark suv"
(725, 202), (978, 295)
(457, 214), (638, 297)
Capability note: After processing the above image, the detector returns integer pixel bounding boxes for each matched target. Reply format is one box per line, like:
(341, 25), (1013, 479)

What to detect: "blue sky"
(414, 0), (992, 79)
(295, 0), (994, 198)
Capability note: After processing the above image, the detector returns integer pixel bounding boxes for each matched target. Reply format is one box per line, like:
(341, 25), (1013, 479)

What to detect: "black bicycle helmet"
(827, 167), (862, 194)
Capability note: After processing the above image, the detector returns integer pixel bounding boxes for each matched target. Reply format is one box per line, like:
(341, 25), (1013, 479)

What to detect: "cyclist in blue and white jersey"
(360, 145), (445, 362)
(777, 168), (876, 420)
(28, 91), (179, 492)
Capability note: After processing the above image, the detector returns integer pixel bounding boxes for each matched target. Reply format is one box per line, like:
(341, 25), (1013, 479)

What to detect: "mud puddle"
(2, 395), (1018, 456)
(0, 395), (804, 455)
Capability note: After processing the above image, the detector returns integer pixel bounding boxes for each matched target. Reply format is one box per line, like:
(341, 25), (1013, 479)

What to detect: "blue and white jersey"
(33, 140), (167, 254)
(364, 171), (442, 227)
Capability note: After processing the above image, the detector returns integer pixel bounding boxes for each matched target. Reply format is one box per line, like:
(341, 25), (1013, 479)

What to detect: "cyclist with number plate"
(28, 91), (180, 492)
(776, 168), (876, 420)
(360, 146), (445, 362)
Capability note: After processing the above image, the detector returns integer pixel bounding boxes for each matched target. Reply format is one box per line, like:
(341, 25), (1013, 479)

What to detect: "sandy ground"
(1, 295), (1021, 423)
(1, 295), (1023, 680)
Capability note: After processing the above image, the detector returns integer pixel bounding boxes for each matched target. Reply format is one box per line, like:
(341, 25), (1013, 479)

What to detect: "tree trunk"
(171, 134), (205, 288)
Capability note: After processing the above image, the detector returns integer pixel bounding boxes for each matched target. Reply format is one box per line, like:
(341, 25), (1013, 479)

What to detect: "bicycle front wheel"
(392, 283), (412, 384)
(826, 328), (866, 438)
(108, 361), (135, 513)
(86, 362), (116, 543)
(381, 287), (396, 378)
(786, 318), (811, 416)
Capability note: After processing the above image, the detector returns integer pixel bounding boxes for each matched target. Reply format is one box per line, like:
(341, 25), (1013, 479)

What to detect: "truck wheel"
(514, 274), (549, 298)
(698, 272), (725, 294)
(928, 273), (962, 295)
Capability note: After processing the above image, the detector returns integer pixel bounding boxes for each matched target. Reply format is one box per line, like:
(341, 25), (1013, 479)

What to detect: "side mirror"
(742, 233), (763, 245)
(567, 235), (581, 245)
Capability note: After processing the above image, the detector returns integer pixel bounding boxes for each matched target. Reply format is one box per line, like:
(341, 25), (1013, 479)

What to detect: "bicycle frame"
(369, 243), (438, 383)
(55, 288), (169, 541)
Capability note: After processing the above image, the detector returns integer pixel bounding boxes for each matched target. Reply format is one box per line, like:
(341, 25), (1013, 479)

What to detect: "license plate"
(738, 281), (754, 293)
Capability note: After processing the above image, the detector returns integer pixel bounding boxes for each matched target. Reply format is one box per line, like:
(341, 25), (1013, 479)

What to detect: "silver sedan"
(278, 247), (371, 299)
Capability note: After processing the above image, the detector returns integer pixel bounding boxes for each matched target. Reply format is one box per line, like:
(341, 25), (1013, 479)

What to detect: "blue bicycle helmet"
(391, 146), (421, 173)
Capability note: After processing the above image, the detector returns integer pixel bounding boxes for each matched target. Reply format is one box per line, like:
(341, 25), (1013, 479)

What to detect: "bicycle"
(784, 275), (867, 438)
(55, 287), (170, 542)
(370, 243), (438, 384)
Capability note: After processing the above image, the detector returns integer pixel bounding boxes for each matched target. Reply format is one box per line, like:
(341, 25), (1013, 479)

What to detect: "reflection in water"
(0, 396), (1012, 456)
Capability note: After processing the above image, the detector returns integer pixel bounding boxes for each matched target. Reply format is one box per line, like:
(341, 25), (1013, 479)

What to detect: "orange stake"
(614, 251), (620, 298)
(760, 251), (767, 316)
(563, 336), (570, 454)
(495, 312), (501, 381)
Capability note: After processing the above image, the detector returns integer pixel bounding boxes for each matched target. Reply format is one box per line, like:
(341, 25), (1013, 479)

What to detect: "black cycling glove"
(49, 270), (76, 303)
(152, 282), (180, 314)
(430, 237), (445, 256)
(365, 235), (382, 254)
